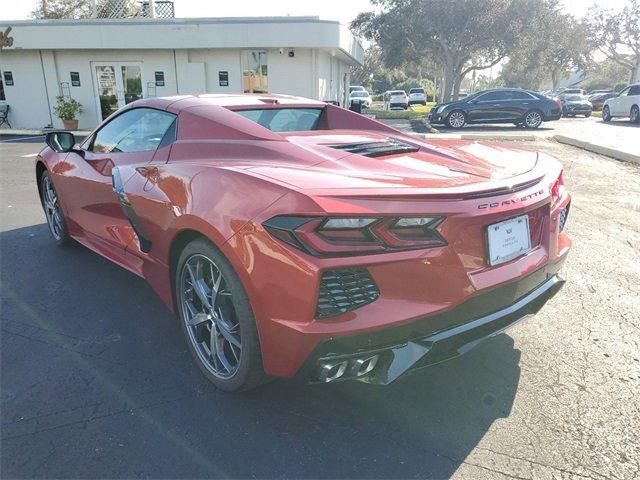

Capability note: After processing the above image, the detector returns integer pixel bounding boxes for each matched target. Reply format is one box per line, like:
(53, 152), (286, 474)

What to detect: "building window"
(242, 51), (268, 93)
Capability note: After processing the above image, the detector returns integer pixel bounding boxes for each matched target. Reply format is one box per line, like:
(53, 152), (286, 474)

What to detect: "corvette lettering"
(478, 189), (545, 209)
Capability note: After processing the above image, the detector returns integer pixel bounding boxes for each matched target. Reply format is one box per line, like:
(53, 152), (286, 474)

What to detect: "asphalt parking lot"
(1, 138), (639, 479)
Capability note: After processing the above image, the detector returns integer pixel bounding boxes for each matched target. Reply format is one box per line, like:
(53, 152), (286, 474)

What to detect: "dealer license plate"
(487, 215), (531, 266)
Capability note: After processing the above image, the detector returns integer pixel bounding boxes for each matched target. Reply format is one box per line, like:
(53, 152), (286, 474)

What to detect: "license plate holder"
(487, 214), (531, 266)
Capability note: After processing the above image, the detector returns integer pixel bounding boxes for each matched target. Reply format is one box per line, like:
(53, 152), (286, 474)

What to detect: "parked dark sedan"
(588, 92), (616, 111)
(560, 94), (593, 117)
(427, 88), (562, 129)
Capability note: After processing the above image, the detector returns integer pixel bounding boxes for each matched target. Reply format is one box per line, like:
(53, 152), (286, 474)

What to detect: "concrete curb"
(409, 133), (538, 141)
(552, 134), (640, 165)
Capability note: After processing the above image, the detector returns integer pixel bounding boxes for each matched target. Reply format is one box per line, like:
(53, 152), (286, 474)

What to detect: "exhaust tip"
(318, 360), (349, 383)
(352, 355), (379, 377)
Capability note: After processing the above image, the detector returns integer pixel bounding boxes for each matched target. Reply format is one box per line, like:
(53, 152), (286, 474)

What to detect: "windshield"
(389, 91), (405, 95)
(351, 92), (369, 97)
(564, 95), (583, 101)
(409, 89), (424, 94)
(235, 108), (323, 132)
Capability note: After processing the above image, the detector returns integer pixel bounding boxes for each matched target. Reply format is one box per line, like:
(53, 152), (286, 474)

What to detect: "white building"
(0, 16), (364, 129)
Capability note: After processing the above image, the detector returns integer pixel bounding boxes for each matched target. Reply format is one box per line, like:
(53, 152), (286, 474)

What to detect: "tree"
(31, 0), (93, 19)
(352, 0), (547, 101)
(501, 9), (591, 90)
(587, 0), (640, 84)
(31, 0), (141, 19)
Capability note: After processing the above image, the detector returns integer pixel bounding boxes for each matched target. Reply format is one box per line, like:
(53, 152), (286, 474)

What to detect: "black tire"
(175, 237), (267, 392)
(39, 170), (72, 246)
(584, 112), (591, 118)
(446, 110), (467, 129)
(523, 109), (543, 129)
(630, 105), (640, 124)
(602, 105), (612, 122)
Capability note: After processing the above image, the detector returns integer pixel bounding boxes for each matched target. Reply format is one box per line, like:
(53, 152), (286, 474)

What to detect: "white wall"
(0, 50), (52, 129)
(268, 48), (314, 99)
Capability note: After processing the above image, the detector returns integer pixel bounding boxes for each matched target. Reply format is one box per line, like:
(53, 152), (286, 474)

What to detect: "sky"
(0, 0), (631, 24)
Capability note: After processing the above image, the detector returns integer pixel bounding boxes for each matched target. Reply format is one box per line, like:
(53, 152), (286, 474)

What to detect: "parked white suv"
(408, 87), (427, 106)
(603, 83), (640, 123)
(386, 90), (408, 109)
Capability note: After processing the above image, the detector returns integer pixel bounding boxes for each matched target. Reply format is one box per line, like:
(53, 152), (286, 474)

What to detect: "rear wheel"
(40, 170), (71, 246)
(446, 110), (466, 129)
(176, 237), (266, 392)
(523, 109), (543, 128)
(630, 105), (640, 124)
(584, 112), (591, 118)
(602, 105), (612, 122)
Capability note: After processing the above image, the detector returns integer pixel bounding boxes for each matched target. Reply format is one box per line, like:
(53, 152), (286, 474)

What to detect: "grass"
(364, 103), (435, 120)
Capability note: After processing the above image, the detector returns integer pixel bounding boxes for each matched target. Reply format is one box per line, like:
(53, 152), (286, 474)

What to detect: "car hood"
(432, 100), (466, 110)
(234, 131), (542, 193)
(564, 100), (591, 106)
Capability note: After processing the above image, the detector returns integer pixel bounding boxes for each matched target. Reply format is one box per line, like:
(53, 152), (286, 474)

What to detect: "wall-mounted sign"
(70, 72), (80, 87)
(219, 71), (229, 87)
(3, 71), (13, 86)
(155, 71), (165, 87)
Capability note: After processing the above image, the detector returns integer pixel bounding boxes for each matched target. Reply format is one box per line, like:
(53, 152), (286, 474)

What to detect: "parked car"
(348, 90), (372, 108)
(408, 87), (427, 106)
(349, 85), (365, 94)
(602, 83), (640, 123)
(37, 93), (571, 391)
(559, 94), (593, 117)
(588, 89), (614, 96)
(588, 92), (617, 110)
(559, 88), (586, 96)
(387, 90), (408, 109)
(428, 88), (562, 129)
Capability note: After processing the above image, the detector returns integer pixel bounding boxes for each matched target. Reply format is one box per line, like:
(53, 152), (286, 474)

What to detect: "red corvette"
(37, 94), (571, 391)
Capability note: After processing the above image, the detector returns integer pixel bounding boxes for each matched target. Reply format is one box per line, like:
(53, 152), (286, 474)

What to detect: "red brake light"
(263, 216), (446, 256)
(551, 170), (564, 201)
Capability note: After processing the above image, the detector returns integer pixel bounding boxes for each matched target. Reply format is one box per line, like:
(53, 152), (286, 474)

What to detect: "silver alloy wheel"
(179, 254), (241, 379)
(524, 111), (542, 128)
(448, 111), (466, 128)
(42, 175), (64, 240)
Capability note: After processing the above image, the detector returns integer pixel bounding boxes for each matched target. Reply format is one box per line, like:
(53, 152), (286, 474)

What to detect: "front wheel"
(584, 112), (591, 118)
(630, 105), (640, 124)
(40, 170), (71, 246)
(602, 105), (612, 122)
(523, 110), (543, 128)
(446, 110), (466, 129)
(176, 237), (267, 392)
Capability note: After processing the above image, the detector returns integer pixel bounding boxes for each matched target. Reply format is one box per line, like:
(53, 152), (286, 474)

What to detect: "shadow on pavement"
(1, 224), (522, 479)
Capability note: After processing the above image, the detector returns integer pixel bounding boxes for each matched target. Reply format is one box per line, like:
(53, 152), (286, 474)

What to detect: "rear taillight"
(551, 170), (565, 201)
(263, 215), (446, 256)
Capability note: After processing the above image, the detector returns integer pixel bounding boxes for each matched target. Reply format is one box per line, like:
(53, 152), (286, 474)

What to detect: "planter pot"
(62, 119), (78, 131)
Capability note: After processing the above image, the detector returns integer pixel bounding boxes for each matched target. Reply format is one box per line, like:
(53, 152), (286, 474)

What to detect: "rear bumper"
(297, 259), (566, 384)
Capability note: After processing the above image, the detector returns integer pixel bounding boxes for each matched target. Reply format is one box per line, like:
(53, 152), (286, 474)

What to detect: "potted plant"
(53, 96), (83, 130)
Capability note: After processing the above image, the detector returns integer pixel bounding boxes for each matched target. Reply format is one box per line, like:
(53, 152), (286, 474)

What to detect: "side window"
(91, 108), (176, 154)
(618, 87), (631, 97)
(509, 91), (534, 100)
(628, 86), (640, 96)
(477, 91), (508, 102)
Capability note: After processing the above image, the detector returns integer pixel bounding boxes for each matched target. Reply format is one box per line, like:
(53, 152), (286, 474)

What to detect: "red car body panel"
(37, 94), (571, 380)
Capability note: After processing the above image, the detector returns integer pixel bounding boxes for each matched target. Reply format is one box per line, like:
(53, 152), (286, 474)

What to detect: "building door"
(92, 63), (144, 122)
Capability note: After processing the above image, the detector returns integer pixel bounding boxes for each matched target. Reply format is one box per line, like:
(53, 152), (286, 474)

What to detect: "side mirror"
(45, 131), (77, 153)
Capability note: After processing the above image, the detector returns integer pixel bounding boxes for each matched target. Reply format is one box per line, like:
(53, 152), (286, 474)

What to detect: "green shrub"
(53, 96), (83, 120)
